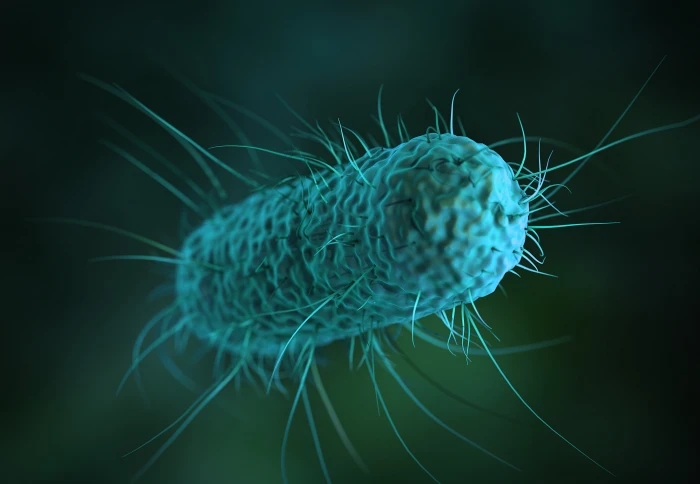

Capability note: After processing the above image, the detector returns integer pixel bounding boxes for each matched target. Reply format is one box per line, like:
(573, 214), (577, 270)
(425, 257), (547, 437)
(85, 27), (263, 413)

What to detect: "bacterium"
(47, 57), (700, 483)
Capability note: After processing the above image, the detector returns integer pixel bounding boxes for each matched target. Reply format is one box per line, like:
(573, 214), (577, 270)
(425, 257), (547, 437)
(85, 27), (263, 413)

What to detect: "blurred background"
(2, 0), (699, 483)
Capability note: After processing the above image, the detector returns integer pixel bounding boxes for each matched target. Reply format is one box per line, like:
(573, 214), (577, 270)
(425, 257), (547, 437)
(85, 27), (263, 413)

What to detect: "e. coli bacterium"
(50, 58), (699, 483)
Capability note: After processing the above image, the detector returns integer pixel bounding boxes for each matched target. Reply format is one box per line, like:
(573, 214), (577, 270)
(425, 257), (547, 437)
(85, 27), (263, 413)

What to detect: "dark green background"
(3, 1), (698, 483)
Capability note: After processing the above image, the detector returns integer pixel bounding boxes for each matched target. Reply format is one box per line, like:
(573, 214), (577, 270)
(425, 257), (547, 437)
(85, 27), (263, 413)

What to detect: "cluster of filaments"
(91, 75), (636, 482)
(117, 94), (554, 480)
(145, 100), (555, 480)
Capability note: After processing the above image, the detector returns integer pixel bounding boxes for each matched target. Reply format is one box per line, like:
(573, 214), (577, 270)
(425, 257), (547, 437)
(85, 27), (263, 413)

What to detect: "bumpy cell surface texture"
(176, 133), (528, 364)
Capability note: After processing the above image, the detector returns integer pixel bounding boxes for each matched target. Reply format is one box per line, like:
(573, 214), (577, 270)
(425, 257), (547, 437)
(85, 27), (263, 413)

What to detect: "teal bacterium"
(48, 58), (700, 483)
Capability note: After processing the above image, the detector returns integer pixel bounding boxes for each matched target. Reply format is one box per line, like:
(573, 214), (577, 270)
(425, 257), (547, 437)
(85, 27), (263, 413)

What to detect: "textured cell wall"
(178, 134), (527, 361)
